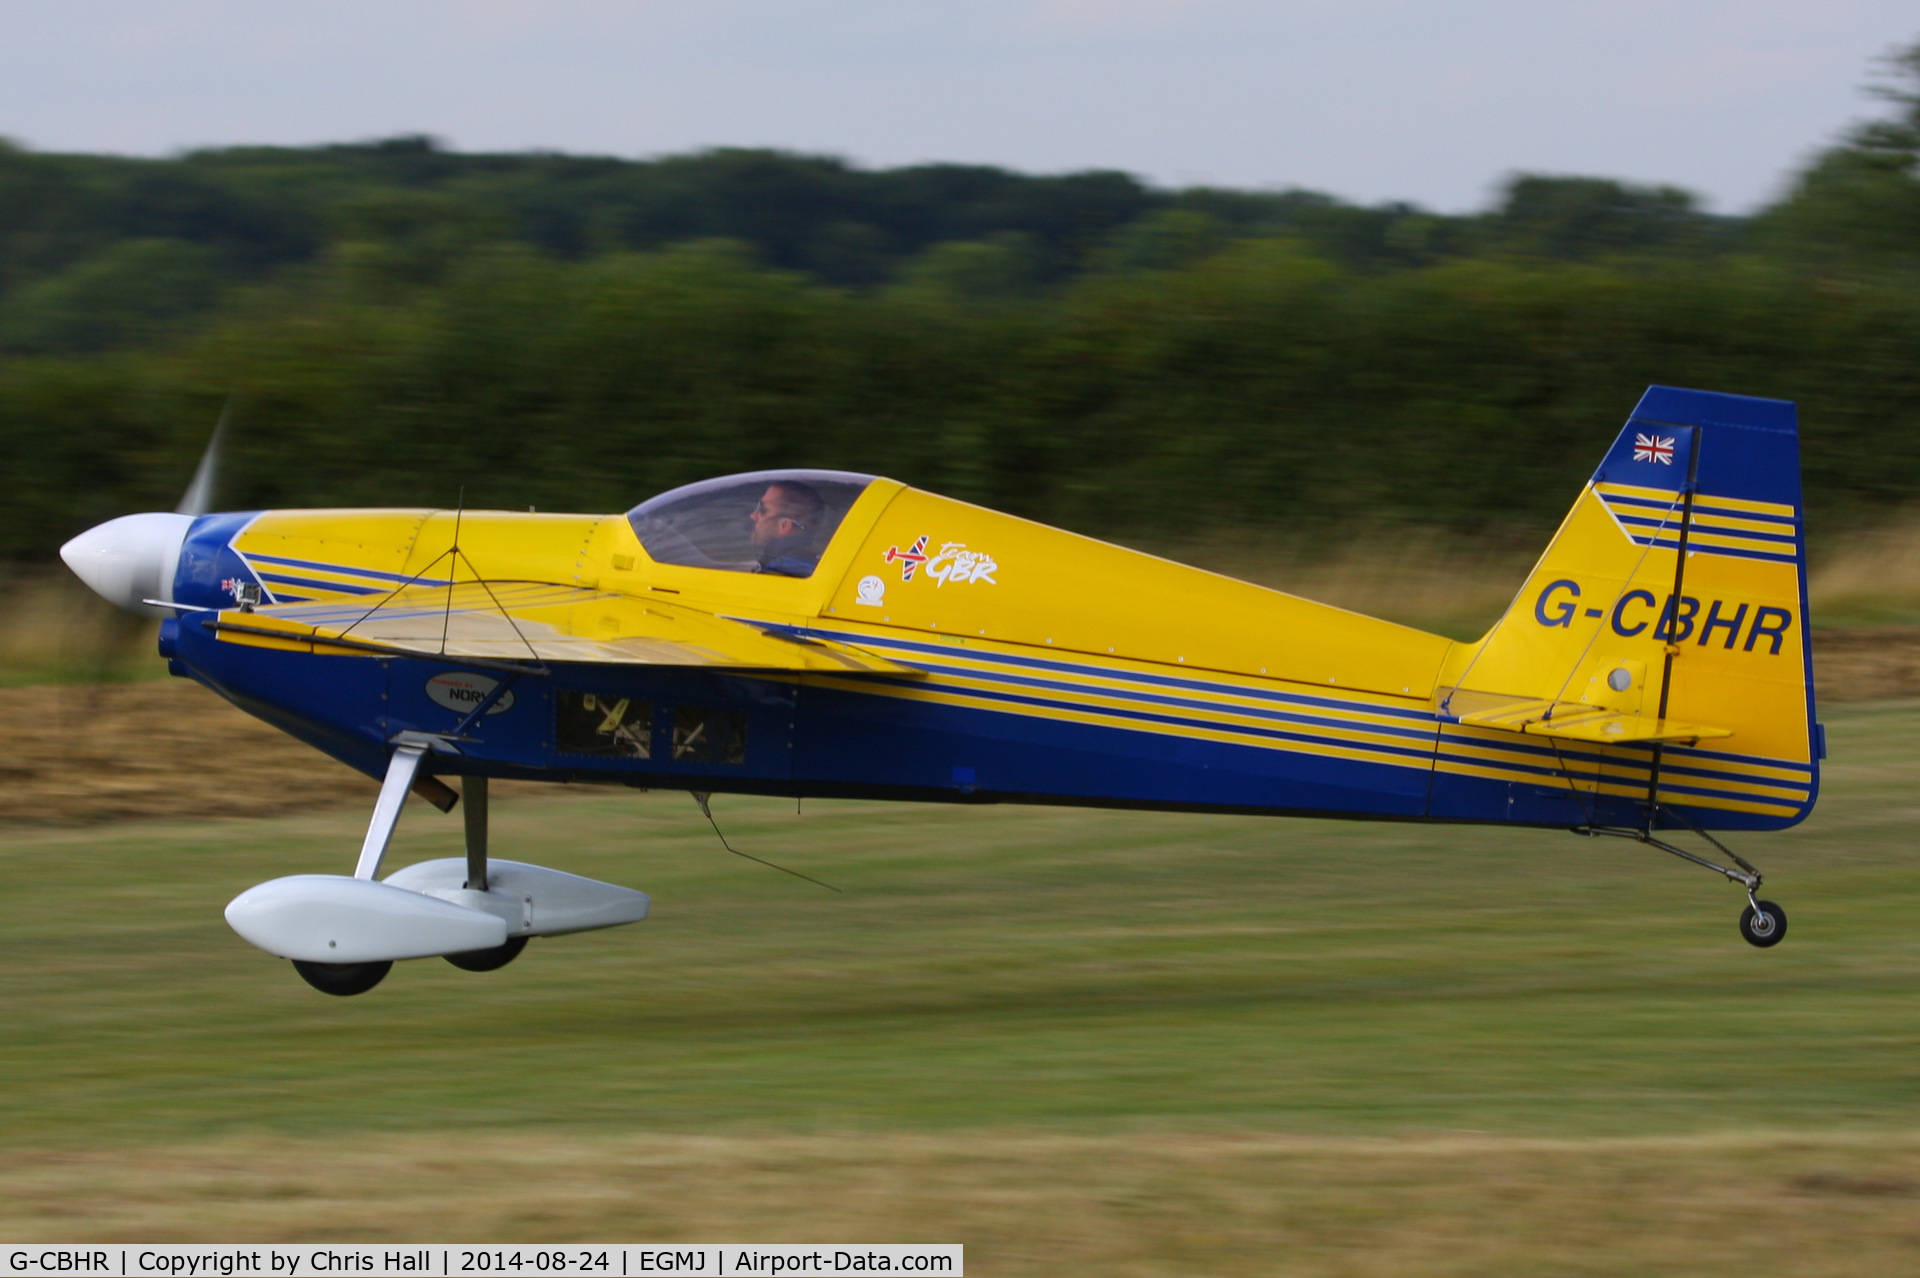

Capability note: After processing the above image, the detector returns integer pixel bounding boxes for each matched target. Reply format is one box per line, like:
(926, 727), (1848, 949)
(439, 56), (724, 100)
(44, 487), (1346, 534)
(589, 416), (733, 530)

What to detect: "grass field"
(3, 701), (1920, 1270)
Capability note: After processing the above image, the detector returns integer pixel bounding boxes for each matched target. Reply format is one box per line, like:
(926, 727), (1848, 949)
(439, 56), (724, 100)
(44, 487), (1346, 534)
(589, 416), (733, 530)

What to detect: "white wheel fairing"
(225, 874), (508, 963)
(383, 858), (651, 937)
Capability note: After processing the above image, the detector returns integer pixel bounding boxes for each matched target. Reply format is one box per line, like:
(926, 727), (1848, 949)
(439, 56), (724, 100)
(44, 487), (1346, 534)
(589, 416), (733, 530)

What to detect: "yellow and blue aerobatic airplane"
(62, 386), (1819, 995)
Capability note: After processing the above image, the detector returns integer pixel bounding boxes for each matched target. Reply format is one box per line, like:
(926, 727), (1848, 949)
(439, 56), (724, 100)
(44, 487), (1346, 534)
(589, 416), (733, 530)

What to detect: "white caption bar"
(2, 1248), (961, 1278)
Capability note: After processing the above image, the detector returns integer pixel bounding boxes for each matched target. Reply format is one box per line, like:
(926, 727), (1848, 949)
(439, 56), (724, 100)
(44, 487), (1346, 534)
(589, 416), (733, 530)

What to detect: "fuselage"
(116, 468), (1813, 833)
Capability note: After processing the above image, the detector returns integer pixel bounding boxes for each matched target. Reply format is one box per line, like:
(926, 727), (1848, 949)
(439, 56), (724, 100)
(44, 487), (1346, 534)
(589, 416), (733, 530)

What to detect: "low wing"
(1453, 696), (1731, 744)
(210, 581), (922, 675)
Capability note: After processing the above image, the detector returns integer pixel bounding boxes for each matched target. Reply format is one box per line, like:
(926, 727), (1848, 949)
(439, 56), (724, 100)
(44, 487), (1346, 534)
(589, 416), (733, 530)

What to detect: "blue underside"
(162, 616), (1805, 833)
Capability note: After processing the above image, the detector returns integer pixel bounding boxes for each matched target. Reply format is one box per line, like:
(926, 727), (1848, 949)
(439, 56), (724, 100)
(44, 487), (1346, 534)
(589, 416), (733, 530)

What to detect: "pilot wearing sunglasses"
(747, 480), (828, 576)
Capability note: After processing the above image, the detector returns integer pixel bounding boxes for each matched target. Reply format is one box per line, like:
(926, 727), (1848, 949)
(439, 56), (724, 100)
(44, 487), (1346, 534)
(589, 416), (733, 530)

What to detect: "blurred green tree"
(1755, 37), (1920, 264)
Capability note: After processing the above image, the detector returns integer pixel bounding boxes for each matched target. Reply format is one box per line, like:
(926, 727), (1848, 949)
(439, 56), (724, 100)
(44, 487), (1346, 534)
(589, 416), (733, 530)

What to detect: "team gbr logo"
(884, 536), (999, 587)
(1533, 579), (1793, 654)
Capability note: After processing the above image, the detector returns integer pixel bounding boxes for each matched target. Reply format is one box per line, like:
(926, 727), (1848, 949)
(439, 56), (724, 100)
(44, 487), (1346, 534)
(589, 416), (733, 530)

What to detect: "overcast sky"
(3, 1), (1914, 213)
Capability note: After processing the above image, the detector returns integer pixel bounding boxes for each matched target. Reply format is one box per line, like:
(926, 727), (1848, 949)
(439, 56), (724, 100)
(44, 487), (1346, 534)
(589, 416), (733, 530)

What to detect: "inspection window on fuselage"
(673, 707), (747, 764)
(626, 469), (874, 578)
(557, 691), (652, 758)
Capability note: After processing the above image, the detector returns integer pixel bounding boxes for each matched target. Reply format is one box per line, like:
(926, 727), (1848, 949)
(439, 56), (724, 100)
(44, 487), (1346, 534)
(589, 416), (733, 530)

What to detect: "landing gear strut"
(282, 741), (428, 996)
(443, 775), (528, 972)
(1576, 814), (1787, 948)
(463, 775), (489, 890)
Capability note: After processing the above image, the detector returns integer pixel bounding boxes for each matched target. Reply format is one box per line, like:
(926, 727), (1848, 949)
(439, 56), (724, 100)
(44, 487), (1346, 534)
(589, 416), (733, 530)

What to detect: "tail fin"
(1440, 386), (1817, 828)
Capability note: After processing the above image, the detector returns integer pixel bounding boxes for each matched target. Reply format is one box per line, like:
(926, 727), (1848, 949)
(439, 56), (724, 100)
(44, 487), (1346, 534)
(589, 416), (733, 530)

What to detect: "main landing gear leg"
(1575, 820), (1787, 948)
(444, 774), (526, 973)
(463, 775), (489, 890)
(291, 742), (429, 995)
(232, 749), (646, 998)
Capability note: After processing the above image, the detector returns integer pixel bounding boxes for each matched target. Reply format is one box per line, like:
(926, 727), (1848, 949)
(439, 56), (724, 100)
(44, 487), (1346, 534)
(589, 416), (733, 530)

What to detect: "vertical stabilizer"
(1435, 387), (1817, 830)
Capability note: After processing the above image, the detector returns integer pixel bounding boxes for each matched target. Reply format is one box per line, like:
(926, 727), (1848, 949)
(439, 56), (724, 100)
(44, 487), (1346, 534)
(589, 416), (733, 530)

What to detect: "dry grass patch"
(0, 572), (159, 687)
(0, 681), (573, 823)
(3, 1130), (1920, 1275)
(1809, 520), (1920, 624)
(0, 680), (378, 822)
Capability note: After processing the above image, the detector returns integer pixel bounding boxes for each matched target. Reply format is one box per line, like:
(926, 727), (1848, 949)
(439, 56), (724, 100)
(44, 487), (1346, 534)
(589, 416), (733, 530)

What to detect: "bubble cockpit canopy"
(625, 470), (877, 578)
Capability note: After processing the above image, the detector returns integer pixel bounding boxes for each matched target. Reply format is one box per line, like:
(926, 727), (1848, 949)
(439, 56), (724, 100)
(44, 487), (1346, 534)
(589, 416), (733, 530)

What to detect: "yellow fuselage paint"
(231, 484), (1457, 708)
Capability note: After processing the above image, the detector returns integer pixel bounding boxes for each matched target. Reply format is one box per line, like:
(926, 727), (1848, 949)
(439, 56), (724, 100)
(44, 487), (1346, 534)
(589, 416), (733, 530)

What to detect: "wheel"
(444, 934), (528, 972)
(291, 959), (392, 996)
(1740, 899), (1788, 948)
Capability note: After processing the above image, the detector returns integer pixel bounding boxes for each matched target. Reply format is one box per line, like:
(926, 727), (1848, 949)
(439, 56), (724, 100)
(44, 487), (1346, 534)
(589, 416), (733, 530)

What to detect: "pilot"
(748, 480), (827, 576)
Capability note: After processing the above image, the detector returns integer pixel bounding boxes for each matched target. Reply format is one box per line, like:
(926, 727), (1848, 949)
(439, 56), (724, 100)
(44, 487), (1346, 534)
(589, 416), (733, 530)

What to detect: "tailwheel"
(292, 959), (393, 996)
(1576, 814), (1784, 948)
(1740, 899), (1788, 948)
(444, 934), (528, 972)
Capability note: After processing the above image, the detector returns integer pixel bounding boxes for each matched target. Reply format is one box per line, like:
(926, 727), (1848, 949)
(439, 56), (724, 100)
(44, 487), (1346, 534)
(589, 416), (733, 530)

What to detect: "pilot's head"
(749, 481), (825, 547)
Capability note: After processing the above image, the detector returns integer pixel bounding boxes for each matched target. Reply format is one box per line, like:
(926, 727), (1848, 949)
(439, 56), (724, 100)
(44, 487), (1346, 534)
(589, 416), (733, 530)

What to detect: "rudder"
(1436, 386), (1817, 830)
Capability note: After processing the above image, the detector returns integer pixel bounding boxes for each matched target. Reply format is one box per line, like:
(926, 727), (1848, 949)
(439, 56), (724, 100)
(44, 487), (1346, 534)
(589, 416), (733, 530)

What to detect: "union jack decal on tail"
(1634, 433), (1676, 465)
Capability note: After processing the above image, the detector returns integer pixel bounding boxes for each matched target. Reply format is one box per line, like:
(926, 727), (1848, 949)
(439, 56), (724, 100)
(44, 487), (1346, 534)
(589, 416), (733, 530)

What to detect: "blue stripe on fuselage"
(255, 571), (386, 596)
(244, 551), (453, 588)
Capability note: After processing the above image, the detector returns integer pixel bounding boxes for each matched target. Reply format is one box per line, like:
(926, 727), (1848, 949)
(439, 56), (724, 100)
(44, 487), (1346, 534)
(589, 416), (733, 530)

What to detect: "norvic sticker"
(426, 672), (516, 715)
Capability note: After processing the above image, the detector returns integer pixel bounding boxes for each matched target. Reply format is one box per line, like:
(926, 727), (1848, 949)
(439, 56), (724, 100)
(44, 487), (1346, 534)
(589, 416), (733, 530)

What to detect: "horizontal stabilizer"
(209, 581), (924, 675)
(1454, 697), (1731, 744)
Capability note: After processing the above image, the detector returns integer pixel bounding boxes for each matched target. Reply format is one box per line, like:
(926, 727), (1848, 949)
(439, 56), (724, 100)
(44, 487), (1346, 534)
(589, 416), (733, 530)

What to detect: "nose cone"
(59, 512), (195, 616)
